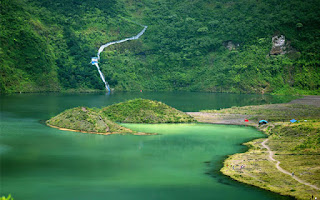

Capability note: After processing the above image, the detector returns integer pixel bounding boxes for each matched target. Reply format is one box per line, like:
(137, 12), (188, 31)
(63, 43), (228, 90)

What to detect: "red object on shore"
(244, 119), (249, 122)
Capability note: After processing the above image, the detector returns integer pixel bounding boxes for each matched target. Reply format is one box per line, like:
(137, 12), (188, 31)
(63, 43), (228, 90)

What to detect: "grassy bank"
(198, 101), (320, 200)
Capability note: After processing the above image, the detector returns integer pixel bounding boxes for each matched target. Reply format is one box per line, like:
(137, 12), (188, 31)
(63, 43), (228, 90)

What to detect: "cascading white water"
(92, 25), (147, 92)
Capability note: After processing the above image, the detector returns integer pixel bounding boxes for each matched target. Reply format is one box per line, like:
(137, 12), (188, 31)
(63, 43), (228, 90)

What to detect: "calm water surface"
(0, 92), (294, 199)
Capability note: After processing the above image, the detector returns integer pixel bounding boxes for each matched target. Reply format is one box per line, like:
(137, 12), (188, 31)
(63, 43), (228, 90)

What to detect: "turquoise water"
(0, 92), (294, 199)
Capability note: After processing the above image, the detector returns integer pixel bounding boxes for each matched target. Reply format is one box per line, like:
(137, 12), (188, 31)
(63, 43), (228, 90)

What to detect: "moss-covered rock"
(100, 99), (195, 123)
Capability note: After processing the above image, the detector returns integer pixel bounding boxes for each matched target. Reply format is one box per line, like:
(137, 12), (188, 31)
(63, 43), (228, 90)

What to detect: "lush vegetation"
(100, 98), (195, 123)
(47, 99), (195, 133)
(0, 195), (14, 200)
(1, 0), (320, 94)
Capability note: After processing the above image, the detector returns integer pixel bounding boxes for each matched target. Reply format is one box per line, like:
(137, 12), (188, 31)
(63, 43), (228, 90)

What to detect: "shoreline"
(46, 122), (113, 135)
(186, 112), (259, 127)
(46, 122), (152, 136)
(188, 95), (320, 200)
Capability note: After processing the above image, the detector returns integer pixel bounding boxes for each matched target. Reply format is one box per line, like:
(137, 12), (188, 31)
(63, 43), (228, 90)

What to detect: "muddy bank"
(187, 112), (257, 127)
(288, 95), (320, 107)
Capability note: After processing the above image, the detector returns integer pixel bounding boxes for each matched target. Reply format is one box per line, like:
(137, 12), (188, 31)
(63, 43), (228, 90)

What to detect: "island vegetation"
(191, 96), (320, 200)
(47, 99), (195, 134)
(100, 98), (195, 123)
(47, 106), (133, 134)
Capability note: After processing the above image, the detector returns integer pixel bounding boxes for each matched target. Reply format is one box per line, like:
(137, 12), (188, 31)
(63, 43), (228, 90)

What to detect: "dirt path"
(261, 138), (320, 190)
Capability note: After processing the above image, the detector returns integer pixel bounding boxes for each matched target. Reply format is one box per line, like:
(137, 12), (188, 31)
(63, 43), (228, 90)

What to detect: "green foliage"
(272, 122), (320, 153)
(1, 0), (320, 94)
(1, 194), (14, 200)
(100, 98), (195, 123)
(0, 0), (60, 93)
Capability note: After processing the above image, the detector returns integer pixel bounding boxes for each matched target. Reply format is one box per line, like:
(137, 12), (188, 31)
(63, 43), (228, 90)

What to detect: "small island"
(47, 99), (195, 135)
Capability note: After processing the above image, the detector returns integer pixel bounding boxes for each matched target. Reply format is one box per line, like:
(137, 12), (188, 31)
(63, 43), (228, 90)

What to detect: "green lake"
(0, 92), (294, 199)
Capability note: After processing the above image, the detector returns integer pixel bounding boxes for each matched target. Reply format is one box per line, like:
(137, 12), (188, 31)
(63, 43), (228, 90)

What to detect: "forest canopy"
(1, 0), (319, 94)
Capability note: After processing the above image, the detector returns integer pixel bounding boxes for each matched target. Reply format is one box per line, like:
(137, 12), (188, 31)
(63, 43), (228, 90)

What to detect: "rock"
(269, 35), (300, 58)
(223, 40), (239, 51)
(270, 35), (286, 55)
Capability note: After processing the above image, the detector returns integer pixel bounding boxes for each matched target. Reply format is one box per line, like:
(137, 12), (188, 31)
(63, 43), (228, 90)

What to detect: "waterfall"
(92, 25), (147, 92)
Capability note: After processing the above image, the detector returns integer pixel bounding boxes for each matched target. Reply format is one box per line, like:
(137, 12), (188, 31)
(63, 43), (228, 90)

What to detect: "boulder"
(223, 40), (239, 51)
(270, 35), (286, 55)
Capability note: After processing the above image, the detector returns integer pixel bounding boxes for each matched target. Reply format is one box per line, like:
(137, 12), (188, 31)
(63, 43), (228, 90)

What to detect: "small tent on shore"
(259, 120), (268, 125)
(290, 119), (297, 123)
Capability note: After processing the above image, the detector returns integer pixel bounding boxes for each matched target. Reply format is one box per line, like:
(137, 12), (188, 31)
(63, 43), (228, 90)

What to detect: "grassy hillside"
(1, 0), (320, 94)
(100, 98), (195, 123)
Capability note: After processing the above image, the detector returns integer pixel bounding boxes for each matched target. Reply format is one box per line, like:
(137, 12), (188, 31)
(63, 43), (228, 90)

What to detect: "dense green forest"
(1, 0), (320, 94)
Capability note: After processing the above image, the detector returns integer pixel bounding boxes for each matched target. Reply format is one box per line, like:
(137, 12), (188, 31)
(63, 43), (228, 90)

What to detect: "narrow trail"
(92, 24), (147, 92)
(261, 138), (320, 190)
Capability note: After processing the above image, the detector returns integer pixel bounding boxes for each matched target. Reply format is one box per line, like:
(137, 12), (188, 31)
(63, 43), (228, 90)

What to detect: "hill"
(100, 99), (195, 123)
(1, 0), (320, 94)
(47, 99), (195, 134)
(47, 107), (132, 134)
